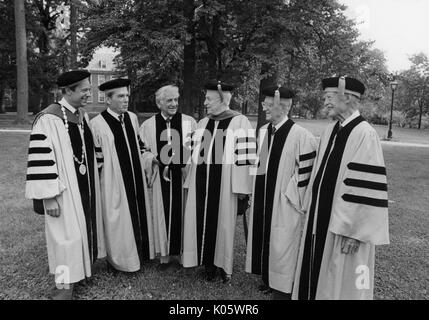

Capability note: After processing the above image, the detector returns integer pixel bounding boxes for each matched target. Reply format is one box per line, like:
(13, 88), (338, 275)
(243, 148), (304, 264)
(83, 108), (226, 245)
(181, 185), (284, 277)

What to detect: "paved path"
(1, 128), (429, 148)
(380, 141), (429, 148)
(0, 129), (31, 133)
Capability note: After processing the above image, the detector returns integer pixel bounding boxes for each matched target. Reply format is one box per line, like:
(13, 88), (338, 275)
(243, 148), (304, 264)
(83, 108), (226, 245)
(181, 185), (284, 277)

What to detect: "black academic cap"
(261, 86), (295, 99)
(98, 78), (131, 92)
(322, 76), (365, 97)
(204, 80), (235, 92)
(57, 70), (91, 88)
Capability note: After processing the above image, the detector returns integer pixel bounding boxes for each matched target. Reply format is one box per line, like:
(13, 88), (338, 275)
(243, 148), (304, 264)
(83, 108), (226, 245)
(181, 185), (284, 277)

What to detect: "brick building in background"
(0, 47), (120, 115)
(85, 47), (120, 114)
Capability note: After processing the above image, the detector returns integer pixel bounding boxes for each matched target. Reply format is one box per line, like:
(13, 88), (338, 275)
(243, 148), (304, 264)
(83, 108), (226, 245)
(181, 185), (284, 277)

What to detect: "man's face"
(158, 88), (179, 118)
(66, 78), (91, 108)
(262, 96), (289, 123)
(322, 91), (348, 120)
(204, 90), (223, 116)
(107, 87), (129, 114)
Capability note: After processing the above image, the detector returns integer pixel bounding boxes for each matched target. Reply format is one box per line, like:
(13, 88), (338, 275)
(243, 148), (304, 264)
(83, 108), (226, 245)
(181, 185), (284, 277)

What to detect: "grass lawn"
(1, 128), (428, 300)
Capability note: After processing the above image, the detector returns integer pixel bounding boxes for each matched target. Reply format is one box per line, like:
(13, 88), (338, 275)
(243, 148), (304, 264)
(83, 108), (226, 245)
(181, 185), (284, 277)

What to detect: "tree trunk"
(182, 0), (197, 117)
(0, 85), (5, 114)
(14, 0), (30, 124)
(205, 15), (220, 79)
(70, 0), (78, 68)
(418, 101), (423, 130)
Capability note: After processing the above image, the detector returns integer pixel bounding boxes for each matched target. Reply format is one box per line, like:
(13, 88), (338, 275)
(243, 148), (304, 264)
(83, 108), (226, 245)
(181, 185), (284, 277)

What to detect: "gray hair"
(222, 91), (232, 107)
(106, 90), (115, 99)
(340, 93), (360, 110)
(155, 85), (179, 107)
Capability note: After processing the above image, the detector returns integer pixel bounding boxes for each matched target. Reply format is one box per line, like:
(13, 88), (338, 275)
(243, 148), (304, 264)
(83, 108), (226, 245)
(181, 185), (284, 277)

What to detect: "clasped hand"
(341, 236), (360, 255)
(44, 198), (60, 218)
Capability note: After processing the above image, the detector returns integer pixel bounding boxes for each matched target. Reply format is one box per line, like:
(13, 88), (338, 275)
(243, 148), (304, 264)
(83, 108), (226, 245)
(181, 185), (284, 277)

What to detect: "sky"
(340, 0), (429, 72)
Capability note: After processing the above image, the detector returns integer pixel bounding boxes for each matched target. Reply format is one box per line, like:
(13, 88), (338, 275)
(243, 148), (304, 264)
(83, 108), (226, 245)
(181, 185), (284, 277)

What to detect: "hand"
(149, 157), (160, 188)
(341, 236), (360, 255)
(150, 158), (160, 187)
(44, 198), (60, 218)
(144, 156), (159, 188)
(146, 169), (156, 188)
(152, 157), (159, 167)
(181, 167), (188, 180)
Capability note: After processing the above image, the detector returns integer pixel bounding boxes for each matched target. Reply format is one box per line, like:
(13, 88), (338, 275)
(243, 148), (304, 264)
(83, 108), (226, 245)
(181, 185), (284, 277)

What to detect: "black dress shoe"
(258, 283), (269, 291)
(158, 262), (173, 271)
(159, 261), (181, 272)
(222, 276), (231, 284)
(219, 269), (232, 284)
(258, 284), (273, 294)
(204, 265), (217, 282)
(106, 261), (119, 274)
(205, 270), (217, 282)
(50, 284), (74, 300)
(169, 260), (182, 272)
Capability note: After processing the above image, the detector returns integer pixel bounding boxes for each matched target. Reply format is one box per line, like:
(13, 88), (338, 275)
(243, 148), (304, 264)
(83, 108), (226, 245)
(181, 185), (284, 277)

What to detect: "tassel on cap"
(217, 81), (224, 103)
(338, 76), (346, 96)
(274, 83), (281, 108)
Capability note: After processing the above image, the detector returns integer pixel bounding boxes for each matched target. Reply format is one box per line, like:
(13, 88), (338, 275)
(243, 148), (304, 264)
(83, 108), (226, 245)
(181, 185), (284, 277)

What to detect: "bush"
(379, 111), (407, 128)
(404, 115), (429, 129)
(361, 101), (388, 125)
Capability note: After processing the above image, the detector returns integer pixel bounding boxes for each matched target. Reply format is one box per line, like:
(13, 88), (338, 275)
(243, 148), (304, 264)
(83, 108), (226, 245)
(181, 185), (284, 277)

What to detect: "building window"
(98, 91), (105, 103)
(98, 59), (107, 69)
(98, 74), (106, 86)
(4, 89), (13, 108)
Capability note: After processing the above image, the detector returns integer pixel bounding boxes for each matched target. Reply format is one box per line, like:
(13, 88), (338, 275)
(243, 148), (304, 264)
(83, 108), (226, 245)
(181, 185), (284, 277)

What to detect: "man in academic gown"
(245, 86), (317, 299)
(292, 76), (390, 300)
(25, 70), (106, 300)
(139, 85), (197, 271)
(91, 78), (155, 272)
(182, 80), (257, 283)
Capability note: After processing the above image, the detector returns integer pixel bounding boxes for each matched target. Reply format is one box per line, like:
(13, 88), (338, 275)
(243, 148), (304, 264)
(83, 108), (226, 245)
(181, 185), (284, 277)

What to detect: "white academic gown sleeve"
(25, 115), (66, 200)
(330, 129), (389, 245)
(285, 128), (317, 214)
(139, 120), (159, 186)
(232, 116), (257, 195)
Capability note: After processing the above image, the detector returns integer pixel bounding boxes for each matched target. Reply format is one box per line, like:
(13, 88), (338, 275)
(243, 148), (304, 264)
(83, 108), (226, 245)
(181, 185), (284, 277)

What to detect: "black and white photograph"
(0, 0), (428, 303)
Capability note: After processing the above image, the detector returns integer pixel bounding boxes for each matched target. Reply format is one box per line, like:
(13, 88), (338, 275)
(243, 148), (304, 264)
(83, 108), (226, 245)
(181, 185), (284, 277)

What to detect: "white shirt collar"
(59, 97), (77, 114)
(273, 115), (289, 131)
(107, 107), (124, 122)
(160, 112), (172, 122)
(341, 110), (360, 127)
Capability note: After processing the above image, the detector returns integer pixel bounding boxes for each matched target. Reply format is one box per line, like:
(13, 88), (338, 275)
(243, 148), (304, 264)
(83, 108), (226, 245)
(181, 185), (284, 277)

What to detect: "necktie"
(75, 109), (84, 127)
(272, 126), (277, 135)
(118, 114), (123, 125)
(165, 118), (171, 144)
